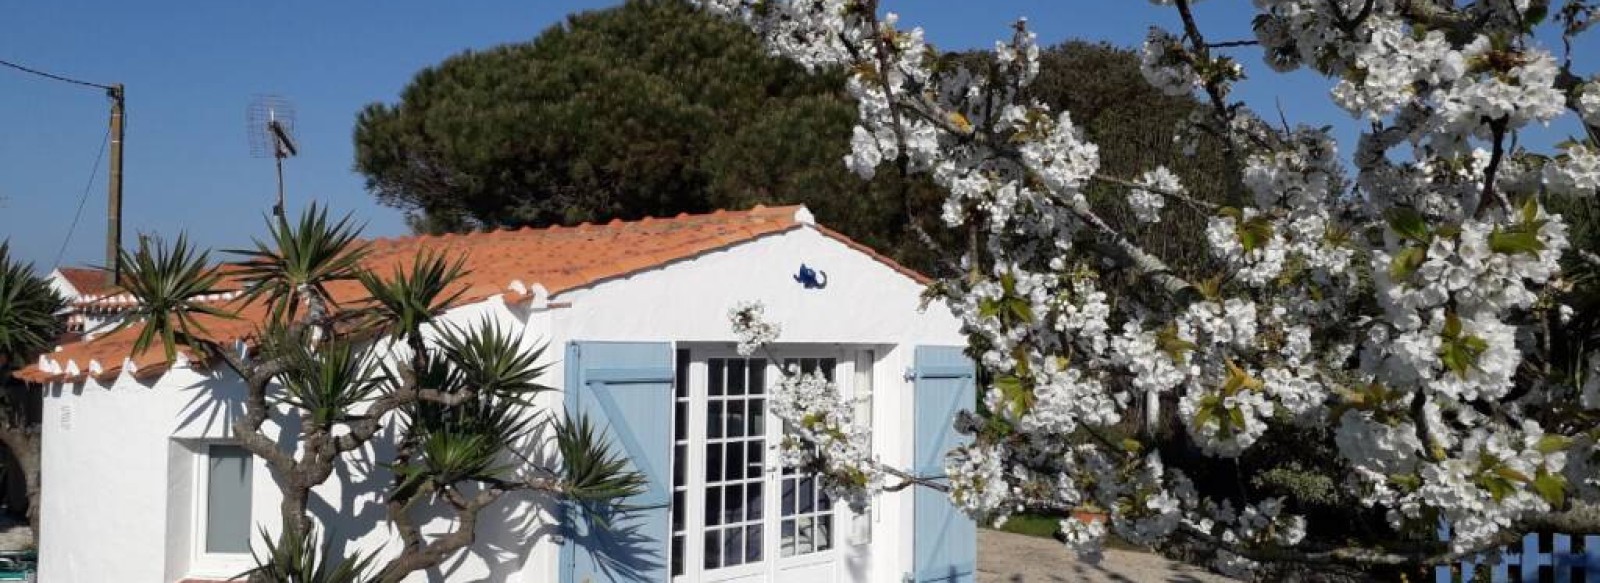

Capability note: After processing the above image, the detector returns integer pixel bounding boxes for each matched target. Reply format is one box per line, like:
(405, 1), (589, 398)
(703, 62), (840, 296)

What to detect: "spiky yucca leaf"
(228, 204), (369, 325)
(262, 329), (387, 428)
(243, 525), (378, 583)
(433, 318), (552, 403)
(557, 413), (649, 512)
(393, 393), (533, 497)
(112, 234), (234, 360)
(0, 242), (66, 369)
(357, 250), (468, 341)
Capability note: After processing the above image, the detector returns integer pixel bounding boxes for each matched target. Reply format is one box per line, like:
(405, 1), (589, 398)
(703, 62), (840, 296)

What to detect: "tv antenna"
(247, 95), (298, 219)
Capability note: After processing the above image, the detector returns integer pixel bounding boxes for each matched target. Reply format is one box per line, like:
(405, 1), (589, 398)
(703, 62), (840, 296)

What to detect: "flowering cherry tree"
(714, 0), (1600, 578)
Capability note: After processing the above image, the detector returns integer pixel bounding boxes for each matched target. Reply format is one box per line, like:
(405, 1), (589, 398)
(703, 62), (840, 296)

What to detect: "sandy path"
(978, 529), (1235, 583)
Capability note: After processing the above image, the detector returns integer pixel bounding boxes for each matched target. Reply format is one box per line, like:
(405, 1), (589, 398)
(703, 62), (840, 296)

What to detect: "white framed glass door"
(670, 348), (845, 583)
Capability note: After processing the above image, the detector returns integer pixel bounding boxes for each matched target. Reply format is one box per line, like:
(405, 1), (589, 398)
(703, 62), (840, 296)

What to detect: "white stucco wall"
(36, 224), (963, 583)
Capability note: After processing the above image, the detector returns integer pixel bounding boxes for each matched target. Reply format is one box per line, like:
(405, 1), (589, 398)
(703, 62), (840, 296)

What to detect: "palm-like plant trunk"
(375, 485), (501, 583)
(0, 426), (39, 536)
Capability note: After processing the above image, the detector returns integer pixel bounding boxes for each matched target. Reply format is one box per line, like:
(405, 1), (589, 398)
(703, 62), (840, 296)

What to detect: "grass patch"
(991, 513), (1062, 538)
(985, 511), (1143, 552)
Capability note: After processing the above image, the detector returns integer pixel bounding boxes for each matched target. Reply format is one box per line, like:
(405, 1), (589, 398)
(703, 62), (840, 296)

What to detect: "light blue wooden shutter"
(910, 345), (977, 583)
(560, 341), (674, 583)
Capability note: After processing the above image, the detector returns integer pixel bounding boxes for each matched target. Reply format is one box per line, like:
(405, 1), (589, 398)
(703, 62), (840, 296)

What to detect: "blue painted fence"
(1435, 523), (1600, 582)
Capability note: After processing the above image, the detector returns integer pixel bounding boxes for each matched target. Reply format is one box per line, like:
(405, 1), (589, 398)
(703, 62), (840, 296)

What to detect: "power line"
(53, 128), (112, 270)
(0, 57), (115, 91)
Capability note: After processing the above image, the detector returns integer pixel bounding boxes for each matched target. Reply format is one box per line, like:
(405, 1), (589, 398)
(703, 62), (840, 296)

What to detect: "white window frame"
(188, 441), (255, 577)
(673, 345), (851, 583)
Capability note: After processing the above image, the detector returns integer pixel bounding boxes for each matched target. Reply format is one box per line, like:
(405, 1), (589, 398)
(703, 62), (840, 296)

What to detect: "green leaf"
(111, 234), (235, 361)
(994, 375), (1032, 416)
(1219, 358), (1264, 396)
(557, 413), (649, 510)
(1439, 331), (1489, 379)
(1006, 297), (1034, 323)
(1236, 215), (1275, 253)
(1120, 438), (1145, 454)
(1196, 274), (1226, 301)
(1519, 196), (1540, 225)
(1492, 466), (1530, 483)
(1228, 407), (1247, 431)
(1476, 473), (1518, 502)
(1386, 208), (1431, 243)
(1389, 246), (1427, 281)
(358, 249), (470, 341)
(1155, 323), (1196, 364)
(1442, 312), (1463, 339)
(1533, 468), (1567, 507)
(243, 524), (379, 583)
(1535, 435), (1573, 455)
(1390, 473), (1422, 492)
(1193, 397), (1218, 431)
(227, 203), (369, 326)
(1488, 226), (1545, 256)
(0, 242), (68, 366)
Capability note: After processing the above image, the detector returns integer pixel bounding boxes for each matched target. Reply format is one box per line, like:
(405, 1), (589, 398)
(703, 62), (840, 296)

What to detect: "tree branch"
(376, 484), (505, 583)
(1474, 117), (1514, 218)
(1093, 173), (1220, 212)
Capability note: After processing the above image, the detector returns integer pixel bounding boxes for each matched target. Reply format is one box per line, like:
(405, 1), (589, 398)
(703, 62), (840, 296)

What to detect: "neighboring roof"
(54, 267), (118, 298)
(17, 205), (929, 385)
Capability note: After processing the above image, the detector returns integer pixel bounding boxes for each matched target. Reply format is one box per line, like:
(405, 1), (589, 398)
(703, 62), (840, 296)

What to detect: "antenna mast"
(248, 96), (298, 219)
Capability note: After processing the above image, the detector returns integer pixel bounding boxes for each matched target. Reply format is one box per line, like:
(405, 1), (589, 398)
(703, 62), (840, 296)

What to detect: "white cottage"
(17, 205), (977, 583)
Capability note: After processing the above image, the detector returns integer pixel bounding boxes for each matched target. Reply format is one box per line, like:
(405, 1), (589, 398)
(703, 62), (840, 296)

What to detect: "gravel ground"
(978, 529), (1235, 583)
(0, 515), (30, 552)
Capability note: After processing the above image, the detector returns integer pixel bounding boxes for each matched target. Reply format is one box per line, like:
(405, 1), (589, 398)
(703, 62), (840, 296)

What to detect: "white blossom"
(1545, 144), (1600, 197)
(729, 301), (781, 356)
(1059, 517), (1107, 562)
(1140, 28), (1199, 97)
(1129, 167), (1180, 223)
(1576, 80), (1600, 128)
(708, 0), (1594, 575)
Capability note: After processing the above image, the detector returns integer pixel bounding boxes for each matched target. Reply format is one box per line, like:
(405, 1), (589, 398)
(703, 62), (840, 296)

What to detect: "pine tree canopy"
(353, 0), (1234, 276)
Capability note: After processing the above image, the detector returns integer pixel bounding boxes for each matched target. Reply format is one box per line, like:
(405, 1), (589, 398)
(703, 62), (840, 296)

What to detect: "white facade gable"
(35, 222), (967, 583)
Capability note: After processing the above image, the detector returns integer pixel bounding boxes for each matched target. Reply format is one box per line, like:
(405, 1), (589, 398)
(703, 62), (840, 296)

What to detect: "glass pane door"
(669, 350), (842, 583)
(702, 358), (767, 571)
(778, 358), (836, 559)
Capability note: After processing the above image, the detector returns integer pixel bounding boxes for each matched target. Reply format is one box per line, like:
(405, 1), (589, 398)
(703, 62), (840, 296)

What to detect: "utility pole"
(105, 84), (125, 287)
(0, 60), (125, 279)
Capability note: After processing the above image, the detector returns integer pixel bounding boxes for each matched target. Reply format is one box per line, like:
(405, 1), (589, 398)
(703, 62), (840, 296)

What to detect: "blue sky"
(2, 2), (1594, 270)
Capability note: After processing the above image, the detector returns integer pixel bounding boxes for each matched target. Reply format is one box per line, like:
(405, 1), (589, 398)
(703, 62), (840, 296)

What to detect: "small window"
(204, 444), (253, 554)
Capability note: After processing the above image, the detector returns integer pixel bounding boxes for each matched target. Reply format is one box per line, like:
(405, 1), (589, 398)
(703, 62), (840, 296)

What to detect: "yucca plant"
(0, 241), (65, 534)
(356, 250), (468, 343)
(0, 242), (65, 369)
(244, 525), (378, 583)
(432, 319), (552, 403)
(557, 413), (651, 509)
(112, 234), (234, 360)
(264, 331), (387, 428)
(387, 321), (546, 501)
(229, 203), (369, 325)
(394, 394), (532, 496)
(97, 206), (645, 583)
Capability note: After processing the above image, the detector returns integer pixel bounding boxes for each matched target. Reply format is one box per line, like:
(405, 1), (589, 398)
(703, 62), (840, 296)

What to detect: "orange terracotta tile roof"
(16, 205), (928, 385)
(55, 267), (117, 298)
